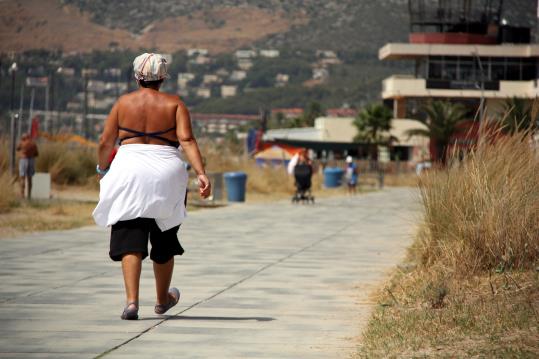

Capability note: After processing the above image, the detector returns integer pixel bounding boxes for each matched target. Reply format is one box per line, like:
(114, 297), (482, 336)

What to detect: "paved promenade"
(0, 188), (418, 358)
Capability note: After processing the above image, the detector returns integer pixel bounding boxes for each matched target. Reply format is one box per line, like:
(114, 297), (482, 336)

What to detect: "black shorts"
(110, 218), (184, 264)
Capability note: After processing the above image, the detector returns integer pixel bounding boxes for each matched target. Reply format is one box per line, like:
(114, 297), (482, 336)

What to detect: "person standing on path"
(16, 133), (39, 199)
(345, 156), (358, 195)
(93, 53), (211, 320)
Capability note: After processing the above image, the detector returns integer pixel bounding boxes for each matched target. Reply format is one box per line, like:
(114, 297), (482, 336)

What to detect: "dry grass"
(416, 132), (539, 274)
(36, 141), (96, 185)
(0, 200), (98, 238)
(0, 140), (18, 213)
(358, 131), (539, 357)
(359, 267), (538, 358)
(383, 172), (419, 188)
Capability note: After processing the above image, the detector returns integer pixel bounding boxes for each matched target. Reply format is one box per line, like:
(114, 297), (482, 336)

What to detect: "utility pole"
(9, 62), (18, 175)
(473, 50), (486, 144)
(83, 72), (89, 138)
(44, 77), (50, 134)
(28, 87), (35, 133)
(17, 81), (24, 140)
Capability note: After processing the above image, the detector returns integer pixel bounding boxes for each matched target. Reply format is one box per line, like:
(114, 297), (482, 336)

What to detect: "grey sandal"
(154, 288), (180, 315)
(121, 301), (139, 320)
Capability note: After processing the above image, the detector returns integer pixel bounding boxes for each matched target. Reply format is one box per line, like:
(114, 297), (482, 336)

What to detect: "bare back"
(116, 89), (180, 146)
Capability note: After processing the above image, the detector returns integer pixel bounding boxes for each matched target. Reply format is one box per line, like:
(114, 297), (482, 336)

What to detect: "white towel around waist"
(92, 144), (188, 231)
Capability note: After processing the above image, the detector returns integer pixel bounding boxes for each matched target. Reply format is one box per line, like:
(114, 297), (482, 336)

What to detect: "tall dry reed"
(415, 131), (539, 274)
(0, 139), (17, 212)
(36, 141), (96, 185)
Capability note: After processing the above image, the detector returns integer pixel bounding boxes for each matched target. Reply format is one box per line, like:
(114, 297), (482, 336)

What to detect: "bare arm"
(176, 101), (211, 198)
(98, 102), (119, 172)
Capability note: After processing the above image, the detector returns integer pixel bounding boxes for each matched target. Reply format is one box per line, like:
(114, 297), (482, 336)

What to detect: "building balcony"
(379, 43), (539, 60)
(382, 75), (539, 99)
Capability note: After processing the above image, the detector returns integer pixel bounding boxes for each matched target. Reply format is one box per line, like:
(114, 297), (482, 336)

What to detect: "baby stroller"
(292, 163), (315, 204)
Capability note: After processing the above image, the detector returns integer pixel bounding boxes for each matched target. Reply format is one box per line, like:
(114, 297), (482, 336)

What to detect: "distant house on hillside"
(260, 49), (280, 58)
(81, 68), (99, 78)
(187, 48), (208, 57)
(271, 108), (304, 119)
(312, 68), (329, 81)
(57, 67), (75, 77)
(316, 50), (338, 59)
(237, 59), (253, 71)
(104, 68), (122, 78)
(203, 74), (221, 84)
(326, 108), (358, 117)
(192, 55), (211, 65)
(87, 80), (107, 93)
(177, 73), (195, 89)
(196, 87), (211, 98)
(275, 73), (289, 87)
(230, 70), (247, 81)
(235, 50), (257, 59)
(221, 85), (237, 98)
(216, 68), (230, 77)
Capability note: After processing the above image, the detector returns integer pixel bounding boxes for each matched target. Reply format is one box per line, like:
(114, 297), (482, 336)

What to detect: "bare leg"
(121, 253), (142, 305)
(153, 258), (174, 305)
(20, 176), (26, 198)
(27, 176), (32, 199)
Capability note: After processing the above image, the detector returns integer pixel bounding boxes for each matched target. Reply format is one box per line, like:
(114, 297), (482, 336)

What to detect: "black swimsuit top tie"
(118, 126), (180, 148)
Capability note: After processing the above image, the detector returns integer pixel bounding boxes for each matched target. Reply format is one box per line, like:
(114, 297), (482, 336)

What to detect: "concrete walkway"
(0, 188), (418, 358)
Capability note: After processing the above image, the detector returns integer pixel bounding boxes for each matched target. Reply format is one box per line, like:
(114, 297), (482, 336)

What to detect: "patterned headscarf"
(133, 53), (168, 81)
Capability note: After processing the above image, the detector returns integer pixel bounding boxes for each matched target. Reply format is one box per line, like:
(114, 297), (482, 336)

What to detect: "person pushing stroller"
(292, 151), (314, 203)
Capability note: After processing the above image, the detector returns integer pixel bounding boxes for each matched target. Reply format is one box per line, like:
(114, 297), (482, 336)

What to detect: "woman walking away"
(93, 53), (211, 320)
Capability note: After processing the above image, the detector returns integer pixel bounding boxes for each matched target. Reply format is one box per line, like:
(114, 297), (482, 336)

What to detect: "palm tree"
(406, 100), (467, 164)
(354, 103), (393, 160)
(353, 103), (393, 144)
(499, 97), (534, 134)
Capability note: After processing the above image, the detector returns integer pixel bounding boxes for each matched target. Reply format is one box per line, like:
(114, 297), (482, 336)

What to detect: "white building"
(230, 70), (247, 81)
(380, 1), (538, 125)
(260, 49), (280, 58)
(275, 73), (289, 86)
(196, 87), (211, 98)
(57, 67), (75, 77)
(104, 68), (122, 77)
(221, 85), (238, 98)
(203, 74), (221, 84)
(237, 59), (253, 71)
(187, 48), (208, 57)
(235, 50), (257, 59)
(312, 68), (329, 81)
(264, 117), (428, 163)
(193, 55), (211, 65)
(177, 73), (195, 89)
(316, 50), (338, 59)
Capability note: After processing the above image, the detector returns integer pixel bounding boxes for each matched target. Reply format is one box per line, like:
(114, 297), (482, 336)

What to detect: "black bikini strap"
(118, 126), (176, 136)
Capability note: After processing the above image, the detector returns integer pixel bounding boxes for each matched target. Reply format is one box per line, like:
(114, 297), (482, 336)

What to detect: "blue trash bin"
(224, 172), (248, 202)
(323, 167), (344, 188)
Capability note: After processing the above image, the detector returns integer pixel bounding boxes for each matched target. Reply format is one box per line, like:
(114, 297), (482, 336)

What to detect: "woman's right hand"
(197, 174), (211, 199)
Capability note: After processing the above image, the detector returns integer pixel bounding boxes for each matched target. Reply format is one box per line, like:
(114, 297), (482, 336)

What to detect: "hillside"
(3, 0), (535, 56)
(0, 0), (306, 54)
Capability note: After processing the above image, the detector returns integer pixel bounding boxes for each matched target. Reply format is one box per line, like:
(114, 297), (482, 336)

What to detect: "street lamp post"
(9, 62), (18, 175)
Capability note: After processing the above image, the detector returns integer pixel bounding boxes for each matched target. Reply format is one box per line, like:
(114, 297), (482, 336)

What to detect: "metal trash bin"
(224, 172), (247, 202)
